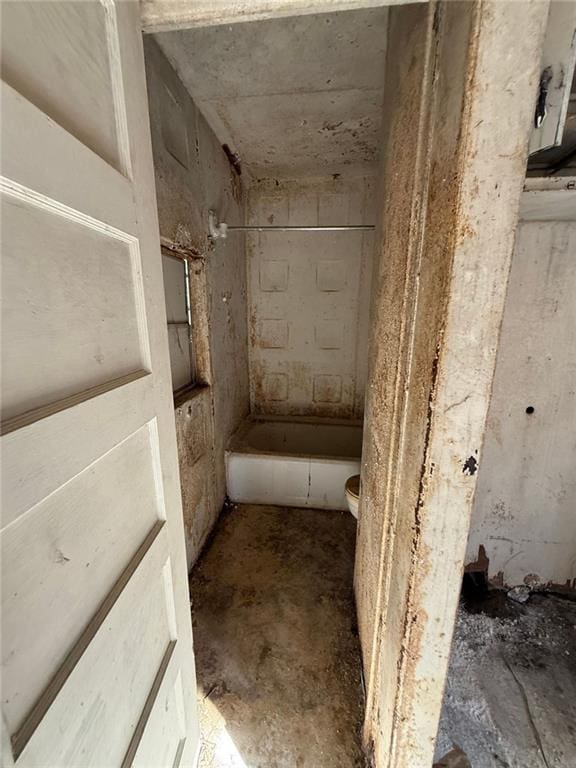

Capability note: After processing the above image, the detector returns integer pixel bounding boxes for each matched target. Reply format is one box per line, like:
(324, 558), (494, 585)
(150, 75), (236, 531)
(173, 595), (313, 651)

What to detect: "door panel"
(2, 423), (164, 733)
(131, 664), (188, 768)
(2, 373), (154, 523)
(1, 192), (148, 421)
(1, 1), (124, 171)
(1, 2), (199, 766)
(1, 81), (135, 231)
(15, 533), (174, 766)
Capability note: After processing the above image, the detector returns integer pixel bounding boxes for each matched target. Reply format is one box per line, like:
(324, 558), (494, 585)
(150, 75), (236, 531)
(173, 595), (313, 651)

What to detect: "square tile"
(263, 373), (289, 401)
(256, 195), (289, 226)
(316, 260), (345, 292)
(260, 260), (289, 292)
(259, 319), (289, 349)
(313, 374), (342, 403)
(315, 320), (343, 350)
(288, 195), (318, 226)
(318, 193), (348, 225)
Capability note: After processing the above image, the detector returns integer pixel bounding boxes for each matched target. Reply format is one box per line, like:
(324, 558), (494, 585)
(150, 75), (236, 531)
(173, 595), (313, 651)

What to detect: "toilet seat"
(345, 474), (360, 519)
(345, 474), (360, 499)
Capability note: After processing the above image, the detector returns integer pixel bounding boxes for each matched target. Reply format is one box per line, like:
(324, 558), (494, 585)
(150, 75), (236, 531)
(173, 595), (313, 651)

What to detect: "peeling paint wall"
(466, 214), (576, 590)
(144, 38), (250, 569)
(354, 2), (548, 766)
(247, 176), (376, 419)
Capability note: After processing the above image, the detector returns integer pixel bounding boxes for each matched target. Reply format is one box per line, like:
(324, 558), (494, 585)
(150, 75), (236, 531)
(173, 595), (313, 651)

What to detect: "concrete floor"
(190, 503), (365, 768)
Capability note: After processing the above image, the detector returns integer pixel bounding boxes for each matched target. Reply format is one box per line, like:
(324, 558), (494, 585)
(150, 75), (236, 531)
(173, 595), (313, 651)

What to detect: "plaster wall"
(466, 214), (576, 590)
(144, 38), (250, 569)
(247, 176), (376, 419)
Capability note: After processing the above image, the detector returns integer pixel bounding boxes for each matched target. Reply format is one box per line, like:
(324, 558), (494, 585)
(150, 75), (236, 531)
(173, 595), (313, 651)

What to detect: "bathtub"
(226, 417), (363, 511)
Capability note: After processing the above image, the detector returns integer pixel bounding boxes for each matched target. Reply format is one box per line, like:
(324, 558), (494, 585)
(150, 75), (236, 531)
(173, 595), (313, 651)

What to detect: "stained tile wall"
(247, 176), (376, 419)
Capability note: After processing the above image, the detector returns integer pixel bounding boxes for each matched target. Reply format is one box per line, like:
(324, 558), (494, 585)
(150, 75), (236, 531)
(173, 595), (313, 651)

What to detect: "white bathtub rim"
(225, 448), (362, 463)
(243, 413), (364, 428)
(227, 415), (363, 461)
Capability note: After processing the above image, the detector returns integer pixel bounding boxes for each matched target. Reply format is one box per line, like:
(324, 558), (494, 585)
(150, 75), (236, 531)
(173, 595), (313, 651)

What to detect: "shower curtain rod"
(207, 211), (374, 240)
(225, 225), (375, 231)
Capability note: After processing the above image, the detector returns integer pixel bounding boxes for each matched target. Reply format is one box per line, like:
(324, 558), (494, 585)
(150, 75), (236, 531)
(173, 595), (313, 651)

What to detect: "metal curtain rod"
(207, 211), (374, 240)
(226, 225), (375, 232)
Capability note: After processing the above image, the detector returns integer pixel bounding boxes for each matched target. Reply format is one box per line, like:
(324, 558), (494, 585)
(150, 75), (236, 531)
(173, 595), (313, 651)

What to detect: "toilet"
(345, 474), (361, 519)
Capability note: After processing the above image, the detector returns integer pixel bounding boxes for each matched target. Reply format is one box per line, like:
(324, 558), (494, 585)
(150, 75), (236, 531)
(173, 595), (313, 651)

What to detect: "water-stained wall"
(247, 175), (376, 420)
(144, 38), (250, 569)
(467, 209), (576, 590)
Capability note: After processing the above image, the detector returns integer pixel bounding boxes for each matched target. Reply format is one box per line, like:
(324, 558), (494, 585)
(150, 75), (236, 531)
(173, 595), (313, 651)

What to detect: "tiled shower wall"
(247, 176), (376, 420)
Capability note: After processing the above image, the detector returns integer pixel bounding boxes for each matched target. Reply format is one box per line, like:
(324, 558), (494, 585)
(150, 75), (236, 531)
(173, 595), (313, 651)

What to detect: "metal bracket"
(534, 66), (553, 129)
(208, 210), (228, 241)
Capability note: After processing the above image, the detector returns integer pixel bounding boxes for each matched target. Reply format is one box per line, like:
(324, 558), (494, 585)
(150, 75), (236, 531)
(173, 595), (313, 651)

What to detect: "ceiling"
(153, 7), (388, 181)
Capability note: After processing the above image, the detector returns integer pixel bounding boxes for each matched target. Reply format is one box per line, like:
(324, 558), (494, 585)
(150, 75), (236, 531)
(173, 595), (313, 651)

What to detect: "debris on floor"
(190, 503), (365, 768)
(435, 591), (576, 768)
(506, 585), (531, 604)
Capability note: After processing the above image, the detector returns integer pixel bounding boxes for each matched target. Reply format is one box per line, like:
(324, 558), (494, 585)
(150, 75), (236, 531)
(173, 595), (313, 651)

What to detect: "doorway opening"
(143, 7), (383, 765)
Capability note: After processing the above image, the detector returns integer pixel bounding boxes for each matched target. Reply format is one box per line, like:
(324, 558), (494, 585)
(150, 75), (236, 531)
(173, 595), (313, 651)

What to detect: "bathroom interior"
(144, 14), (375, 763)
(142, 4), (575, 767)
(147, 11), (376, 526)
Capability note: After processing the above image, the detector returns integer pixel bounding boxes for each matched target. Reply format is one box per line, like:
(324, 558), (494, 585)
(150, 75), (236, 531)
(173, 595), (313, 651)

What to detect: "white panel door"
(0, 2), (199, 766)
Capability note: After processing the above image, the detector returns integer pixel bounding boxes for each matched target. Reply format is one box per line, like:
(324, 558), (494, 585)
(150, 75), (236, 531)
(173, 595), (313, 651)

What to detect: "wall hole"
(461, 571), (488, 603)
(526, 405), (535, 414)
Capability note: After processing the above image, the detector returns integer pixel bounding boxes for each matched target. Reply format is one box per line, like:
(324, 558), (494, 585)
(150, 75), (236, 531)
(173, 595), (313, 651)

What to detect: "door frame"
(139, 0), (426, 33)
(354, 2), (550, 766)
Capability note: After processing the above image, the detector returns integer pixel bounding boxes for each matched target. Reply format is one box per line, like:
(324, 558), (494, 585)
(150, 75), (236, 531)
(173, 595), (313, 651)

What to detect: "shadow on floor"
(190, 503), (365, 768)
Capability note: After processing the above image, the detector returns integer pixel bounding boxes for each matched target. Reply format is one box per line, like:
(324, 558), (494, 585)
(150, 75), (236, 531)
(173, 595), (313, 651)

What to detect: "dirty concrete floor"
(190, 504), (365, 768)
(435, 591), (576, 768)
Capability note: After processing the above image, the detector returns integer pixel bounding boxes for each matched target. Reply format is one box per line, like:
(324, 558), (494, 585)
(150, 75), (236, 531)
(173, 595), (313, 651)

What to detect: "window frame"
(161, 248), (198, 401)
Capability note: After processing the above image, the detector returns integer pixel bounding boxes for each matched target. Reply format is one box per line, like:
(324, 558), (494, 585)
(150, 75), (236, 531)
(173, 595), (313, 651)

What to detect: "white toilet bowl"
(345, 474), (360, 519)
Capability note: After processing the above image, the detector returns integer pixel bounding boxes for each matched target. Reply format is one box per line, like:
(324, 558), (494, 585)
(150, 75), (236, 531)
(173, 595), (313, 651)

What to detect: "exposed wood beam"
(140, 0), (426, 34)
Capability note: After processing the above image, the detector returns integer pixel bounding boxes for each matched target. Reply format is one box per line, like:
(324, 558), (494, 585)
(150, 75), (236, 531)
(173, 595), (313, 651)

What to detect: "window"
(527, 68), (576, 175)
(161, 251), (196, 395)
